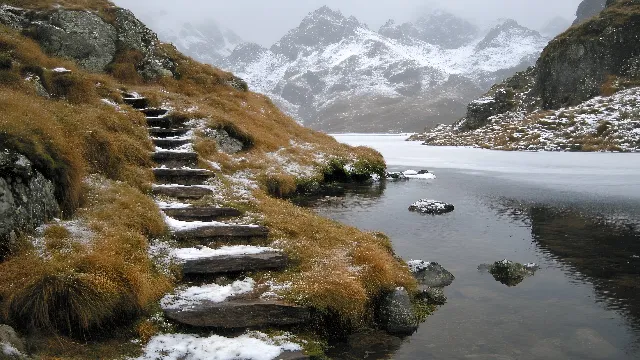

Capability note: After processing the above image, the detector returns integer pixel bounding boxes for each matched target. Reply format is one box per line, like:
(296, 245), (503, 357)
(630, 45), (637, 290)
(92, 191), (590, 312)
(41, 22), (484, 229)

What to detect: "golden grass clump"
(0, 179), (170, 337)
(257, 194), (416, 322)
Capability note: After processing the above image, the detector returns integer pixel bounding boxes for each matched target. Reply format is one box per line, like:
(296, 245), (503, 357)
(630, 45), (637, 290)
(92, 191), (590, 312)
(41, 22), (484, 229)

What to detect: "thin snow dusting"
(51, 67), (71, 73)
(164, 215), (230, 231)
(135, 332), (302, 360)
(160, 278), (256, 310)
(173, 246), (276, 261)
(156, 201), (191, 209)
(1, 342), (22, 357)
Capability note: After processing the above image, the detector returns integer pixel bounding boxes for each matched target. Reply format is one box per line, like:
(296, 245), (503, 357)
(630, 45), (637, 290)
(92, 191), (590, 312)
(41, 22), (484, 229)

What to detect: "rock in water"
(377, 288), (419, 336)
(408, 260), (455, 288)
(409, 199), (454, 215)
(479, 259), (538, 286)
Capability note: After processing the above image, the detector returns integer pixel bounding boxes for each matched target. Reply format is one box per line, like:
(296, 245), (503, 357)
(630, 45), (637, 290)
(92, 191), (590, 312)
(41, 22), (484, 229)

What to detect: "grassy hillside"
(0, 1), (413, 356)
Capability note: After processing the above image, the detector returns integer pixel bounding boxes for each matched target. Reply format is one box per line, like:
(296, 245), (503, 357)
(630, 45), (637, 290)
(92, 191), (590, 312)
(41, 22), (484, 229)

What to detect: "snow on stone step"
(174, 245), (288, 275)
(148, 127), (190, 138)
(153, 168), (214, 186)
(166, 215), (269, 240)
(152, 137), (192, 150)
(161, 206), (242, 221)
(141, 108), (170, 117)
(152, 150), (198, 168)
(137, 332), (308, 360)
(162, 278), (310, 328)
(152, 184), (213, 200)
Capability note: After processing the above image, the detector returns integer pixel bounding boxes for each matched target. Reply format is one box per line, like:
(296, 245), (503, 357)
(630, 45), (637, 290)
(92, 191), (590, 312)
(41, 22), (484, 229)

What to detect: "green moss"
(411, 297), (437, 323)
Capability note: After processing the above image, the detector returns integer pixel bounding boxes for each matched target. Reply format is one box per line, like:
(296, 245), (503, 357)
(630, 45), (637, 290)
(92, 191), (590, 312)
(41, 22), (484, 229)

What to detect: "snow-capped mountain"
(133, 10), (243, 64)
(221, 7), (549, 132)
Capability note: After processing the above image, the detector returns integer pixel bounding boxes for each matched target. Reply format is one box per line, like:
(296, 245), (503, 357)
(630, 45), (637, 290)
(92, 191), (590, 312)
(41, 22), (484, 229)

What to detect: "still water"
(308, 135), (640, 359)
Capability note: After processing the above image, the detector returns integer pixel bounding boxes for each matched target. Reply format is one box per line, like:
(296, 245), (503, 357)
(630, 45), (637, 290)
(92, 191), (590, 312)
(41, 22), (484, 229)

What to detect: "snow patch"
(173, 246), (276, 261)
(161, 278), (256, 310)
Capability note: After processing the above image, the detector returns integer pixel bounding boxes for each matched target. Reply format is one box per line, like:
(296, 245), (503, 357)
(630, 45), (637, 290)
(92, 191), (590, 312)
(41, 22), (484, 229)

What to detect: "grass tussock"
(0, 179), (169, 337)
(257, 194), (415, 322)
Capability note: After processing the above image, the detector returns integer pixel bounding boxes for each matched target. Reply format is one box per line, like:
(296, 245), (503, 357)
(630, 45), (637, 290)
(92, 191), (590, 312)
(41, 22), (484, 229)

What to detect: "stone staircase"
(122, 93), (310, 359)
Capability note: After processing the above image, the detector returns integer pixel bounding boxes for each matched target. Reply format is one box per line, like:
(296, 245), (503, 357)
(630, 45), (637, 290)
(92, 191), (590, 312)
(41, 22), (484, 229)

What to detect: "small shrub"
(260, 173), (297, 198)
(47, 72), (97, 104)
(596, 121), (612, 136)
(107, 49), (144, 84)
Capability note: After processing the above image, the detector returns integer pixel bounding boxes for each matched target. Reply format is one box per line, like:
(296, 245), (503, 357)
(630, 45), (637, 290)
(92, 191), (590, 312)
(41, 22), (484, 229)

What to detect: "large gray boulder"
(0, 5), (175, 80)
(0, 149), (59, 258)
(376, 288), (419, 336)
(32, 10), (117, 72)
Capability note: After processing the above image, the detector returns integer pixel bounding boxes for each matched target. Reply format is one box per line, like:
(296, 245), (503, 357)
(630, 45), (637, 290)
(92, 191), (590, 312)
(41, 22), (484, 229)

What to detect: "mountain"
(221, 8), (548, 132)
(410, 0), (640, 152)
(539, 16), (571, 38)
(133, 10), (243, 64)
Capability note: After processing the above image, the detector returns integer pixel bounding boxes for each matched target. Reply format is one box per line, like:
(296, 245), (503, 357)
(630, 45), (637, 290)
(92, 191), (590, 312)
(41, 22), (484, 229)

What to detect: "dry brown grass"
(257, 194), (415, 322)
(0, 179), (169, 337)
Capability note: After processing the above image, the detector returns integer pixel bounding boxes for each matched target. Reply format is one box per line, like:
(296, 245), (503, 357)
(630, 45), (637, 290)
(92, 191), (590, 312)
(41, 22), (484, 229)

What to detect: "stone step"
(148, 128), (190, 138)
(278, 352), (310, 360)
(152, 151), (198, 168)
(122, 97), (148, 109)
(152, 138), (192, 150)
(162, 207), (242, 221)
(163, 299), (310, 328)
(142, 108), (170, 117)
(147, 116), (173, 128)
(152, 185), (213, 200)
(153, 168), (214, 186)
(181, 251), (288, 275)
(173, 224), (269, 240)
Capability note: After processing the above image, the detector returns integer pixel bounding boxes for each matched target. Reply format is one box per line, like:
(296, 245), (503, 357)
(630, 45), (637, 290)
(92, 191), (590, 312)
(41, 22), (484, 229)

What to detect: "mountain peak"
(476, 19), (543, 51)
(270, 6), (363, 60)
(380, 10), (478, 48)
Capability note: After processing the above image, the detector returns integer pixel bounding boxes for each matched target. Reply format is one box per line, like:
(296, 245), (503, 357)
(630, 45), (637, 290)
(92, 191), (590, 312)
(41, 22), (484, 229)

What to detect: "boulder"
(408, 199), (454, 215)
(0, 325), (27, 359)
(376, 288), (419, 336)
(203, 129), (245, 154)
(408, 260), (455, 288)
(416, 286), (447, 305)
(1, 149), (59, 259)
(478, 259), (538, 286)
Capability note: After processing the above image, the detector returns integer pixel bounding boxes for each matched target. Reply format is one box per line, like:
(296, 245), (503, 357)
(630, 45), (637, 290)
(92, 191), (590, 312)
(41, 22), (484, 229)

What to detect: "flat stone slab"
(122, 97), (148, 109)
(152, 151), (198, 168)
(164, 299), (310, 328)
(173, 225), (269, 240)
(153, 138), (191, 150)
(148, 128), (190, 138)
(147, 116), (173, 128)
(182, 252), (288, 275)
(162, 207), (242, 221)
(153, 168), (214, 186)
(141, 108), (169, 117)
(152, 185), (213, 200)
(278, 352), (310, 360)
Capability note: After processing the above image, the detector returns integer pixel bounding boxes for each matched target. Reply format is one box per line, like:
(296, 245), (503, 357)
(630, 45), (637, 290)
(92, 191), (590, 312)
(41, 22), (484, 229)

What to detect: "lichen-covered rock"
(0, 149), (59, 259)
(32, 10), (117, 72)
(417, 286), (447, 305)
(479, 259), (539, 287)
(0, 5), (176, 80)
(408, 199), (454, 215)
(0, 324), (27, 359)
(204, 129), (244, 154)
(537, 0), (640, 109)
(376, 288), (419, 336)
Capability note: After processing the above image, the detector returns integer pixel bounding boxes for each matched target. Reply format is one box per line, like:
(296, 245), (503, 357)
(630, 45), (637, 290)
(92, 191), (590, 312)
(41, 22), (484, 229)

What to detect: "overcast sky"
(112, 0), (583, 46)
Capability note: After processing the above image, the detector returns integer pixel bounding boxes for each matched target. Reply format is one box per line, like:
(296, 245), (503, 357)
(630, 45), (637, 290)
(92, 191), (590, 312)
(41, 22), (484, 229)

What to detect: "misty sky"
(112, 0), (583, 46)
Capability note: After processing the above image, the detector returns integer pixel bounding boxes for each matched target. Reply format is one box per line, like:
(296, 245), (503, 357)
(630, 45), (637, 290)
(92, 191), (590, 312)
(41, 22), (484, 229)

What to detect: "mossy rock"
(479, 260), (538, 287)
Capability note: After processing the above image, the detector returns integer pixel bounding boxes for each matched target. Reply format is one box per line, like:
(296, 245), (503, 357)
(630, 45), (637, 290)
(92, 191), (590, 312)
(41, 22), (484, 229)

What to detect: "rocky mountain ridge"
(410, 0), (640, 152)
(221, 7), (549, 132)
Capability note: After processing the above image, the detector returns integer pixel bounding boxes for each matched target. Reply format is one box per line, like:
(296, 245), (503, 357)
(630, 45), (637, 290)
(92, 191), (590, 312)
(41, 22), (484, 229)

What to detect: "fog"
(111, 0), (582, 45)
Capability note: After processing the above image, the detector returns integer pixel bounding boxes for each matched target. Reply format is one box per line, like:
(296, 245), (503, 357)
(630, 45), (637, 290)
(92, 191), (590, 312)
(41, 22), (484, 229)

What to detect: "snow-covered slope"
(414, 87), (640, 152)
(222, 7), (549, 132)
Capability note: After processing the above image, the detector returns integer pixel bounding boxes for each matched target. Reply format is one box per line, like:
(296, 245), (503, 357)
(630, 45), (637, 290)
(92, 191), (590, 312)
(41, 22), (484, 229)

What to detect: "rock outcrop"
(478, 260), (539, 287)
(408, 200), (455, 215)
(408, 260), (455, 305)
(376, 288), (419, 335)
(573, 0), (608, 25)
(0, 5), (175, 79)
(537, 0), (640, 109)
(0, 149), (59, 258)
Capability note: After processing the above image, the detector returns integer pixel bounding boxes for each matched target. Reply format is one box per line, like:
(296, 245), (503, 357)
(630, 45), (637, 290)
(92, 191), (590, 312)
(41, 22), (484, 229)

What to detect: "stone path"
(122, 93), (309, 359)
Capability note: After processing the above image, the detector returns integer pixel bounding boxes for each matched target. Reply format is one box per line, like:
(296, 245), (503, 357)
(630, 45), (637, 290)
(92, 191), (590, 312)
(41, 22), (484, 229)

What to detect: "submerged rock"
(409, 199), (454, 215)
(479, 259), (539, 286)
(377, 288), (419, 336)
